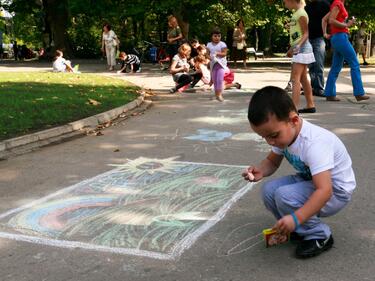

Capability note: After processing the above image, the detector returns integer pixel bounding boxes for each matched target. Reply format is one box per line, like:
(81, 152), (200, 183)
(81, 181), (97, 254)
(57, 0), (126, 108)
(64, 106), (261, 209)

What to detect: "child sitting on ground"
(169, 43), (202, 93)
(52, 50), (79, 73)
(223, 68), (241, 90)
(194, 54), (211, 87)
(117, 51), (141, 73)
(243, 86), (356, 258)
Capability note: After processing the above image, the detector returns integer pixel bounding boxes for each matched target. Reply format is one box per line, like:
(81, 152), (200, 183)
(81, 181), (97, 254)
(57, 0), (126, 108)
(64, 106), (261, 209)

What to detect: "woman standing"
(167, 16), (183, 61)
(232, 19), (247, 68)
(101, 24), (119, 71)
(323, 0), (370, 101)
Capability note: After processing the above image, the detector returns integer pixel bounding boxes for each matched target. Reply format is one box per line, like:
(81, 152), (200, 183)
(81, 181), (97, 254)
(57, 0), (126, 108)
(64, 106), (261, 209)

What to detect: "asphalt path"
(0, 60), (374, 281)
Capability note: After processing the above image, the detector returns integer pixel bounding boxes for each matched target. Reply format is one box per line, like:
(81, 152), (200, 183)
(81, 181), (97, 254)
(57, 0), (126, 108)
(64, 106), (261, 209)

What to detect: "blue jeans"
(309, 37), (326, 94)
(262, 175), (350, 240)
(325, 33), (365, 97)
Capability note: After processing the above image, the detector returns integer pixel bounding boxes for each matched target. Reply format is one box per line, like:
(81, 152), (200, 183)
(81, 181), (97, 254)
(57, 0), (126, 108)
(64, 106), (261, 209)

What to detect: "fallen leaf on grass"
(113, 149), (120, 152)
(87, 98), (101, 106)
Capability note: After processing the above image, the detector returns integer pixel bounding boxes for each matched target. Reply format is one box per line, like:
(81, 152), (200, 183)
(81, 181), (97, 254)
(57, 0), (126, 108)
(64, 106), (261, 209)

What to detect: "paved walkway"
(0, 59), (374, 281)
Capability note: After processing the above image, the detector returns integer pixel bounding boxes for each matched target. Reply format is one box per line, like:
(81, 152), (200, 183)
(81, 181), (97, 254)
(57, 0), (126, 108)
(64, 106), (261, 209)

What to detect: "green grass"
(0, 72), (139, 141)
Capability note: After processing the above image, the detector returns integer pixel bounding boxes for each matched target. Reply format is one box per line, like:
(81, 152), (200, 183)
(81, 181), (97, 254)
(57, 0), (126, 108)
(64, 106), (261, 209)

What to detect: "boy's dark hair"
(190, 38), (199, 45)
(248, 86), (297, 126)
(211, 27), (221, 36)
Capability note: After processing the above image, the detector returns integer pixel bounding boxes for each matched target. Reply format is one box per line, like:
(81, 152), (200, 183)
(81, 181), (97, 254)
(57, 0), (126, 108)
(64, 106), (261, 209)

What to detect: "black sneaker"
(296, 235), (334, 258)
(169, 87), (177, 94)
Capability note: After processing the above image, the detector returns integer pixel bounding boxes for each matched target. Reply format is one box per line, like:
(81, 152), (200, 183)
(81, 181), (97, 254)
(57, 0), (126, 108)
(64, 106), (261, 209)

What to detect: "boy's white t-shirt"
(272, 120), (356, 196)
(53, 57), (67, 72)
(206, 41), (228, 70)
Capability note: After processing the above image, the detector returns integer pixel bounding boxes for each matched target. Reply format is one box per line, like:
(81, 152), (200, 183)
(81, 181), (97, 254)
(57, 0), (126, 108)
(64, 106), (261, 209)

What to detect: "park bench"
(246, 47), (264, 60)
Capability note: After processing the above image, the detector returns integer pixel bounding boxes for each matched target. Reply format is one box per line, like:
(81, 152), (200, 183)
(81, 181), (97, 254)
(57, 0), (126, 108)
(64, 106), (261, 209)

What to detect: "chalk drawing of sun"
(110, 157), (185, 177)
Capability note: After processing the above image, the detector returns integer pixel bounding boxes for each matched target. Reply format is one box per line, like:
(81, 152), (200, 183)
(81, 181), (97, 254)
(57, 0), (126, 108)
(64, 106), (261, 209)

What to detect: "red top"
(330, 0), (349, 35)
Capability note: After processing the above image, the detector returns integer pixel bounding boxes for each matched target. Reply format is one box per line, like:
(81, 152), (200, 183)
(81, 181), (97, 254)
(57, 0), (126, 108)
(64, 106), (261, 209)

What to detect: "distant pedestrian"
(190, 39), (200, 62)
(169, 43), (202, 93)
(53, 50), (79, 73)
(224, 69), (241, 90)
(12, 41), (19, 61)
(101, 23), (119, 71)
(305, 0), (330, 97)
(284, 0), (316, 113)
(193, 51), (211, 86)
(117, 52), (141, 73)
(232, 19), (247, 68)
(323, 0), (370, 101)
(206, 28), (228, 102)
(355, 22), (369, 66)
(167, 16), (183, 60)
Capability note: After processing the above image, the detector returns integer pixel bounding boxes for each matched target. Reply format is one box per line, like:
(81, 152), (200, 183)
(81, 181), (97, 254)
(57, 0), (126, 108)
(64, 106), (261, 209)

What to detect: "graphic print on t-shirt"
(283, 149), (312, 180)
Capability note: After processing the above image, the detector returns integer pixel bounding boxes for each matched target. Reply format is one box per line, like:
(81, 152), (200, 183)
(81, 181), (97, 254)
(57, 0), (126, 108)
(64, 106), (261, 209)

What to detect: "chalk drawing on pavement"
(231, 133), (269, 152)
(217, 222), (264, 257)
(184, 129), (232, 142)
(0, 157), (255, 260)
(182, 130), (269, 153)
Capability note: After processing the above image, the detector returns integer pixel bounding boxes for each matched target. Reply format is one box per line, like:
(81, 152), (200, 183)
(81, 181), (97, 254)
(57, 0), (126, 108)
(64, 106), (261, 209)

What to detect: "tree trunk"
(174, 13), (189, 41)
(42, 0), (72, 57)
(173, 3), (190, 41)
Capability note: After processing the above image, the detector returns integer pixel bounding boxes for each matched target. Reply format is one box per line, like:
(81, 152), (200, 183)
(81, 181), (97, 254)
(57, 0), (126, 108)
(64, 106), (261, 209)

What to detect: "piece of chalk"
(248, 173), (255, 181)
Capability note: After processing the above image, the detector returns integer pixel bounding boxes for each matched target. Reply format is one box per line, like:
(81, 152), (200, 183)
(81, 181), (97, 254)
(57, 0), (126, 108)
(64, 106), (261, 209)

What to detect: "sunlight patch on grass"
(0, 72), (139, 140)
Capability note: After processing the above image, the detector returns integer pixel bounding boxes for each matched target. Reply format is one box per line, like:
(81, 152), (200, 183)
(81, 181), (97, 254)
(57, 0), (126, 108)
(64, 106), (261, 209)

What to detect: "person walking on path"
(323, 0), (370, 102)
(355, 22), (369, 66)
(232, 19), (247, 68)
(167, 16), (183, 61)
(101, 24), (119, 71)
(284, 0), (316, 113)
(305, 0), (330, 97)
(207, 28), (229, 102)
(244, 86), (356, 258)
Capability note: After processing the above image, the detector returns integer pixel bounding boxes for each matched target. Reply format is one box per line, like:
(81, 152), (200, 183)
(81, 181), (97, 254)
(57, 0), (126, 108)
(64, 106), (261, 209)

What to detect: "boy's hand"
(273, 215), (296, 235)
(242, 166), (263, 182)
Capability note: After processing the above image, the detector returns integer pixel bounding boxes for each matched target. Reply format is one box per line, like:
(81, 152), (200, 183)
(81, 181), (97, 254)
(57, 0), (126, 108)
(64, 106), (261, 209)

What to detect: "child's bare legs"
(300, 66), (315, 109)
(291, 63), (303, 108)
(212, 64), (225, 101)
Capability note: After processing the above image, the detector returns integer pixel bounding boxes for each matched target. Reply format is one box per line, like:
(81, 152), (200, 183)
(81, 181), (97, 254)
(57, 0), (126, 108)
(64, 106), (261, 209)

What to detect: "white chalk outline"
(0, 159), (255, 260)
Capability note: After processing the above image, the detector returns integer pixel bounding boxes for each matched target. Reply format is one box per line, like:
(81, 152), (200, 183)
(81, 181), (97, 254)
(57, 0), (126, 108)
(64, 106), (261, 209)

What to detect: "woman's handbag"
(113, 37), (120, 47)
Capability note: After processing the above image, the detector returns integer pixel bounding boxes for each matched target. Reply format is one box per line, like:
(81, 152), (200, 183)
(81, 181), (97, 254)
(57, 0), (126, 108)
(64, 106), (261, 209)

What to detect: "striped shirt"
(125, 54), (140, 65)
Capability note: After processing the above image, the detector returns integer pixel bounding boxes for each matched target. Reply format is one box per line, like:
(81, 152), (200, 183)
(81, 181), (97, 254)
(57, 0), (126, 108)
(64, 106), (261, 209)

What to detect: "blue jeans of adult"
(325, 32), (365, 97)
(309, 37), (326, 95)
(262, 175), (351, 240)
